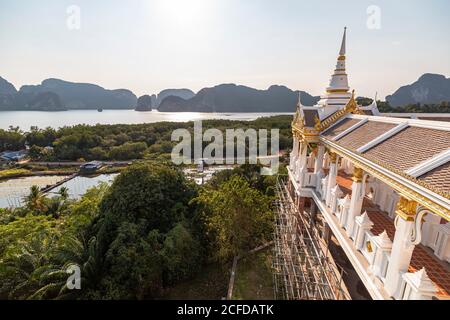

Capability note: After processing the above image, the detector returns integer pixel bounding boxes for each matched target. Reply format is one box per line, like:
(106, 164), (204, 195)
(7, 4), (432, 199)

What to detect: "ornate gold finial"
(314, 115), (322, 131)
(396, 196), (418, 221)
(344, 90), (356, 112)
(353, 167), (364, 183)
(329, 152), (338, 163)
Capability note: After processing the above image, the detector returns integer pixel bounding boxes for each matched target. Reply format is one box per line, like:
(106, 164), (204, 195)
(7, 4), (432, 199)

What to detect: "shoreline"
(0, 166), (126, 182)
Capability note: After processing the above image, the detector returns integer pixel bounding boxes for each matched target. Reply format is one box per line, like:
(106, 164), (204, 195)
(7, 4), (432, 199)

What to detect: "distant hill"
(156, 89), (195, 107)
(158, 84), (319, 112)
(0, 77), (66, 111)
(0, 76), (17, 94)
(386, 73), (450, 107)
(135, 95), (152, 112)
(19, 78), (137, 109)
(3, 73), (449, 113)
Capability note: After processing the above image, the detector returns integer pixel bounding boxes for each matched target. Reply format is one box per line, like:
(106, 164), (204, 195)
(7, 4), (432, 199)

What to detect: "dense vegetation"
(1, 104), (449, 161)
(0, 162), (276, 300)
(0, 116), (293, 161)
(357, 98), (450, 113)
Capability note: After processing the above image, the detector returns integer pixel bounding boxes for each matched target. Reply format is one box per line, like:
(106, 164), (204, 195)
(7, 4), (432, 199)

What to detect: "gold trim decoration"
(327, 88), (349, 93)
(291, 101), (322, 142)
(366, 241), (373, 253)
(292, 104), (303, 129)
(364, 154), (450, 200)
(396, 196), (418, 221)
(314, 90), (364, 133)
(314, 115), (322, 131)
(329, 152), (337, 163)
(322, 138), (450, 221)
(353, 167), (364, 183)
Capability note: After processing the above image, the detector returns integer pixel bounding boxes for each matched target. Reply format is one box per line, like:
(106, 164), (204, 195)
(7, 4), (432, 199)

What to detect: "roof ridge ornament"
(292, 93), (305, 129)
(316, 90), (364, 132)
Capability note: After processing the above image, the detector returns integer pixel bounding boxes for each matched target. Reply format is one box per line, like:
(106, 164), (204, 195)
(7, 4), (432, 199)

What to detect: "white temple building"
(274, 28), (450, 300)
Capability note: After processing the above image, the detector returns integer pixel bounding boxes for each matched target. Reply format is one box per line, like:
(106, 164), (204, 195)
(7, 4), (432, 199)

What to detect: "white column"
(346, 167), (365, 235)
(385, 198), (417, 298)
(296, 142), (308, 183)
(325, 152), (338, 207)
(290, 137), (300, 170)
(314, 145), (325, 174)
(294, 142), (302, 178)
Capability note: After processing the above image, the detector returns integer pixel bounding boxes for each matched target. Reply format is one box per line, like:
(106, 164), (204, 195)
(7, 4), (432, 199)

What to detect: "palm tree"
(58, 187), (70, 200)
(52, 235), (103, 299)
(24, 185), (47, 214)
(3, 232), (102, 300)
(3, 232), (63, 300)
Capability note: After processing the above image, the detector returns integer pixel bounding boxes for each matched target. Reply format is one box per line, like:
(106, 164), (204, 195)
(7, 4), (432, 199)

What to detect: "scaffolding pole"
(272, 177), (350, 300)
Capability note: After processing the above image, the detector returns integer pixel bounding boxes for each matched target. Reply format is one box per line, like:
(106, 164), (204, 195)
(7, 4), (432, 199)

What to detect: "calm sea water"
(49, 174), (118, 200)
(0, 175), (69, 208)
(0, 110), (293, 130)
(0, 174), (118, 208)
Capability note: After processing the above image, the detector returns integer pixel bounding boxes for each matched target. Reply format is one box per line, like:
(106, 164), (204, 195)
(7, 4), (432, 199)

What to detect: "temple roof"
(320, 114), (450, 204)
(418, 163), (450, 194)
(290, 27), (449, 216)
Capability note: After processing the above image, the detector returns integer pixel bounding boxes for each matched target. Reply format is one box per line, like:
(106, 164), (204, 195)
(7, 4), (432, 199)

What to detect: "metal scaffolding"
(272, 177), (350, 300)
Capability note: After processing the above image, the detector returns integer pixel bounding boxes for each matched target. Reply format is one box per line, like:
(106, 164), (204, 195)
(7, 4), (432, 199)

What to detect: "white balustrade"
(336, 194), (351, 225)
(353, 211), (374, 250)
(360, 231), (376, 264)
(320, 175), (329, 201)
(302, 172), (316, 188)
(330, 185), (343, 213)
(400, 268), (437, 300)
(289, 152), (296, 171)
(422, 213), (441, 249)
(370, 231), (392, 281)
(307, 154), (315, 170)
(433, 223), (450, 262)
(315, 170), (324, 194)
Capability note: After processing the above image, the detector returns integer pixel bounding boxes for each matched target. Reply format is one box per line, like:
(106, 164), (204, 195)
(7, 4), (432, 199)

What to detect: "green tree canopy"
(194, 175), (273, 262)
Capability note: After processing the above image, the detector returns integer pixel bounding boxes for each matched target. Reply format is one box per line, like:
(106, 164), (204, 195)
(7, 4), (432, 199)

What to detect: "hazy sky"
(1, 0), (449, 98)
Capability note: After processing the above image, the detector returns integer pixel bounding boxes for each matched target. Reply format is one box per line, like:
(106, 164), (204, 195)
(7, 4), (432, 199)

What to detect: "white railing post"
(400, 268), (437, 300)
(353, 211), (374, 249)
(321, 175), (329, 201)
(330, 185), (343, 214)
(370, 231), (393, 281)
(337, 195), (351, 227)
(315, 170), (324, 194)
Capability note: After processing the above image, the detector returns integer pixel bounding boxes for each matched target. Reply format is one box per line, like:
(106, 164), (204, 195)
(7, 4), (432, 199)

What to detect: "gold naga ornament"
(314, 90), (364, 132)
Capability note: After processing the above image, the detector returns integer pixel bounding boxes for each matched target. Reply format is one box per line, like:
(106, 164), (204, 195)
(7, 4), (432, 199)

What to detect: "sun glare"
(154, 0), (208, 25)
